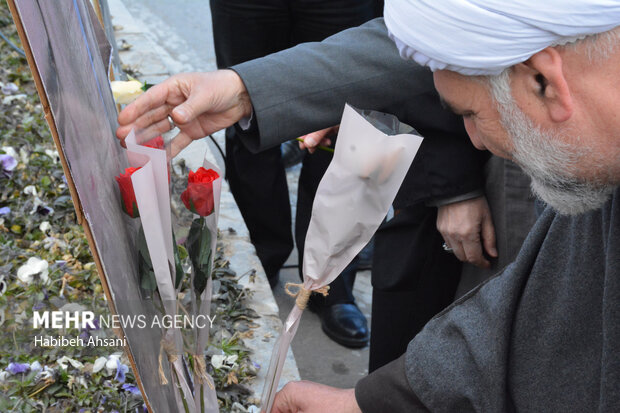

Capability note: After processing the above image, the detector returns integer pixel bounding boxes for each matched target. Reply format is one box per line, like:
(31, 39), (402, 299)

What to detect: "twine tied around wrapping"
(193, 354), (214, 390)
(284, 282), (330, 310)
(158, 339), (179, 385)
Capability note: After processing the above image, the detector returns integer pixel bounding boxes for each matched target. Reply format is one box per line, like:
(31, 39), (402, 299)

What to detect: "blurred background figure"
(209, 0), (384, 348)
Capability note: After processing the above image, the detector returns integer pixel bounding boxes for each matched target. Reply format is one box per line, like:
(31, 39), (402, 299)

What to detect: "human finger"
(117, 80), (173, 129)
(445, 237), (466, 263)
(169, 131), (194, 158)
(481, 211), (498, 258)
(270, 382), (298, 413)
(140, 117), (175, 141)
(462, 234), (490, 268)
(116, 103), (173, 140)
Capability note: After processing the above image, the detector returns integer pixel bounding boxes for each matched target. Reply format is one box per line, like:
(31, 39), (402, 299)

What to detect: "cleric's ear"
(513, 47), (574, 123)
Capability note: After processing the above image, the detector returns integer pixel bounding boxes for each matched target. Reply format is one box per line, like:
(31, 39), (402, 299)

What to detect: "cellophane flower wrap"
(115, 130), (220, 413)
(260, 105), (423, 412)
(114, 166), (158, 297)
(180, 163), (222, 413)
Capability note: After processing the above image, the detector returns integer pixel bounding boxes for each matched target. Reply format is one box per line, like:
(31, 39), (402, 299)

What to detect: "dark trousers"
(210, 0), (376, 300)
(369, 205), (461, 371)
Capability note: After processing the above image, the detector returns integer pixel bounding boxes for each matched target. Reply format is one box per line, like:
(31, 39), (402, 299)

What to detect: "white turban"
(384, 0), (620, 75)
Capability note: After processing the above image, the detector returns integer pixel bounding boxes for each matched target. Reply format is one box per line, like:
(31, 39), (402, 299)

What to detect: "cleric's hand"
(271, 381), (361, 413)
(437, 196), (498, 268)
(298, 125), (338, 154)
(116, 70), (252, 157)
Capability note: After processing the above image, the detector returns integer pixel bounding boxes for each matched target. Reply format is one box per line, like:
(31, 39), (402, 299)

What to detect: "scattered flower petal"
(57, 356), (84, 370)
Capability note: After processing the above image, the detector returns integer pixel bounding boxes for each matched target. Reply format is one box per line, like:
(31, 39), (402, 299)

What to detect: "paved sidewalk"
(107, 0), (371, 391)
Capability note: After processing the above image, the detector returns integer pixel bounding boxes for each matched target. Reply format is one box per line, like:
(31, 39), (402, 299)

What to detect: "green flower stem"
(186, 217), (213, 295)
(137, 225), (157, 297)
(295, 137), (335, 154)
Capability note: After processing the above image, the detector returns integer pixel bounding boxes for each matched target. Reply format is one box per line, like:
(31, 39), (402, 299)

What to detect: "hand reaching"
(116, 70), (252, 157)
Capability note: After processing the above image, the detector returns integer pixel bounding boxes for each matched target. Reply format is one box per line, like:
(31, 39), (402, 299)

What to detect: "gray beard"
(487, 70), (615, 215)
(499, 102), (614, 215)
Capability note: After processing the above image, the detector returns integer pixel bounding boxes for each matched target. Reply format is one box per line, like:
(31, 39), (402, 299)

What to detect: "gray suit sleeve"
(355, 355), (430, 412)
(231, 18), (434, 152)
(231, 17), (486, 205)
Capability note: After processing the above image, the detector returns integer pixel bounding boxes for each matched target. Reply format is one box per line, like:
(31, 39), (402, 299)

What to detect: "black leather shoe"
(319, 303), (369, 348)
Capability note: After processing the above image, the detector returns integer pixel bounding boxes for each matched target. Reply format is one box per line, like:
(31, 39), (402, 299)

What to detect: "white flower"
(36, 366), (54, 381)
(30, 361), (42, 372)
(111, 80), (144, 104)
(39, 221), (51, 233)
(67, 374), (88, 389)
(211, 354), (238, 370)
(93, 353), (122, 376)
(1, 146), (18, 160)
(105, 354), (121, 372)
(0, 371), (9, 383)
(56, 356), (84, 370)
(23, 185), (38, 196)
(226, 354), (238, 365)
(211, 354), (225, 370)
(44, 149), (59, 164)
(17, 257), (49, 285)
(92, 357), (107, 374)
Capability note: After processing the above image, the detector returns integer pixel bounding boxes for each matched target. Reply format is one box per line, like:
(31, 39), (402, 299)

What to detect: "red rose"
(143, 135), (164, 149)
(181, 167), (219, 216)
(115, 167), (141, 218)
